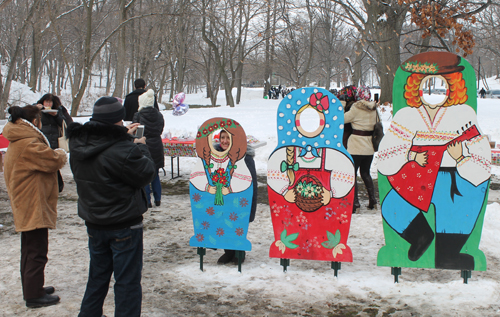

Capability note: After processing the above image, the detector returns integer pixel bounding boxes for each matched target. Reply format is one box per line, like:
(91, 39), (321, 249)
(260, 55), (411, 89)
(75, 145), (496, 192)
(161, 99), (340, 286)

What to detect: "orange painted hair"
(404, 72), (468, 108)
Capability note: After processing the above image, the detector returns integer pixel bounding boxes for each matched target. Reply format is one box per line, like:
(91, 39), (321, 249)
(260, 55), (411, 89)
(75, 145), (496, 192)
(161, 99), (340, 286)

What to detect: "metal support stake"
(197, 247), (206, 272)
(280, 258), (290, 272)
(235, 250), (244, 273)
(391, 267), (402, 283)
(461, 270), (471, 284)
(331, 261), (341, 277)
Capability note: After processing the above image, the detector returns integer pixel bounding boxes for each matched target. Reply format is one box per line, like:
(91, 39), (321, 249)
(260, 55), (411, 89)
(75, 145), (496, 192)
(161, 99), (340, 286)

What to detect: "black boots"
(352, 183), (360, 213)
(401, 212), (435, 261)
(435, 233), (474, 270)
(365, 180), (377, 210)
(352, 178), (377, 212)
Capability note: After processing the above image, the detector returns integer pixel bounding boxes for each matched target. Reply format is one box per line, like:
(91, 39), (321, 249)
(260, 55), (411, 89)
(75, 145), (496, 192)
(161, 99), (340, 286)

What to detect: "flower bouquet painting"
(189, 117), (253, 251)
(211, 168), (229, 206)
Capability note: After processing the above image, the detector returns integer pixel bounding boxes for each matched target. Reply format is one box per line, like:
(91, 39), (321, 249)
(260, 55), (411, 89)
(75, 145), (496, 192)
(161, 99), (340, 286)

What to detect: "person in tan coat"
(344, 86), (378, 212)
(3, 105), (67, 308)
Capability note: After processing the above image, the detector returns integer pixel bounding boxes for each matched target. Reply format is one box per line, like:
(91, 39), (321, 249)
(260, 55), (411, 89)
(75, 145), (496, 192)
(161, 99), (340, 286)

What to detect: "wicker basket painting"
(293, 175), (324, 212)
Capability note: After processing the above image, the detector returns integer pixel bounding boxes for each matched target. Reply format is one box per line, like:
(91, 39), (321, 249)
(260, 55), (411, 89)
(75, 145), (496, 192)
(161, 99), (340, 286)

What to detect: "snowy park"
(1, 77), (500, 316)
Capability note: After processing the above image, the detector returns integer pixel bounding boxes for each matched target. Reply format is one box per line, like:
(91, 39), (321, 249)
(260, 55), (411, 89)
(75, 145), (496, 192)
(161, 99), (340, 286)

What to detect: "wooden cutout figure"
(377, 51), (491, 271)
(267, 87), (356, 262)
(189, 118), (253, 252)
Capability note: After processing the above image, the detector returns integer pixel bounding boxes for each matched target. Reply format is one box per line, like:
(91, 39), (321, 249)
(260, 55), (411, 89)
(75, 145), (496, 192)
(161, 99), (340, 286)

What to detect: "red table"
(162, 138), (196, 179)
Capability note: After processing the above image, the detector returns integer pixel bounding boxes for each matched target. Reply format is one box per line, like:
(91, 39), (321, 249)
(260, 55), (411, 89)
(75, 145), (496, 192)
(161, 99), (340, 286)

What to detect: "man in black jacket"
(124, 78), (159, 121)
(67, 97), (156, 317)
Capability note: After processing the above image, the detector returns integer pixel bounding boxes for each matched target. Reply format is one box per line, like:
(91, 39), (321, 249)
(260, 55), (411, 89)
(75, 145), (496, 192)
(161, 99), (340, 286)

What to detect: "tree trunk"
(363, 1), (406, 104)
(112, 0), (128, 98)
(29, 21), (42, 92)
(0, 0), (41, 118)
(352, 42), (363, 86)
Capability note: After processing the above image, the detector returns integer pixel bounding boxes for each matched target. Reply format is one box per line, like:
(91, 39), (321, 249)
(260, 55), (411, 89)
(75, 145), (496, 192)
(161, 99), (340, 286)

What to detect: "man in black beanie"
(67, 96), (156, 317)
(123, 78), (159, 121)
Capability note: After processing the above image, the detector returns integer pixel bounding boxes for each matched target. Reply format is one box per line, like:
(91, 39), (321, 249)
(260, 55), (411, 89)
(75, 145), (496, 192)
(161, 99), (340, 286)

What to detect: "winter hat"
(138, 89), (155, 111)
(337, 85), (357, 102)
(355, 85), (371, 101)
(91, 96), (125, 124)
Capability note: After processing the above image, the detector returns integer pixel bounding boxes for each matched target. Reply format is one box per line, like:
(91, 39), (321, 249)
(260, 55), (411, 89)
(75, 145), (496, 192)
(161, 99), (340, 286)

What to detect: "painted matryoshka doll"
(377, 51), (491, 272)
(189, 118), (253, 252)
(267, 87), (356, 263)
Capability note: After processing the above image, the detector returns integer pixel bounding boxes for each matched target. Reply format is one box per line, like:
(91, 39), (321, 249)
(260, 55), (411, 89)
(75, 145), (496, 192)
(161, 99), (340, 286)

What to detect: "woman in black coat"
(36, 94), (73, 150)
(36, 94), (73, 192)
(133, 89), (165, 207)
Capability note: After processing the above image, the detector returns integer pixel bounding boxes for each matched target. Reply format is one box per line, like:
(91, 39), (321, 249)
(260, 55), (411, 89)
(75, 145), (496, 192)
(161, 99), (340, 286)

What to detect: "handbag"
(372, 109), (384, 152)
(58, 120), (70, 152)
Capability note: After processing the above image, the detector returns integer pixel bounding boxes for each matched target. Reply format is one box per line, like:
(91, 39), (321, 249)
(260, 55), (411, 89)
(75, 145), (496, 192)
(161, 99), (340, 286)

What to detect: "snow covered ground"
(1, 79), (500, 316)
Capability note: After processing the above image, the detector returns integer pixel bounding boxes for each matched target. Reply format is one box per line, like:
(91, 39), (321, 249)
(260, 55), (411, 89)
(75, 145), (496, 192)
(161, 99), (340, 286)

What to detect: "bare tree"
(0, 0), (42, 119)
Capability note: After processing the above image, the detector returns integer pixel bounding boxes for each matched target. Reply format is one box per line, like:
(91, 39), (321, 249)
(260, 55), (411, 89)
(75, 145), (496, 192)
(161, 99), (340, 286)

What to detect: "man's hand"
(134, 137), (146, 144)
(126, 123), (140, 135)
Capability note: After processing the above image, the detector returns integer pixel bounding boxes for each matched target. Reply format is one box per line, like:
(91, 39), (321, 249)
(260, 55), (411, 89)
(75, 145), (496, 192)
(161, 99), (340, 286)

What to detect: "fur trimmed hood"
(352, 100), (377, 112)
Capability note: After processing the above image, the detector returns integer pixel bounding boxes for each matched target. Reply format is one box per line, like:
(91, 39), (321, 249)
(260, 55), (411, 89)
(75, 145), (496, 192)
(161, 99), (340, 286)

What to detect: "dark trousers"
(145, 170), (161, 204)
(352, 155), (375, 202)
(21, 228), (48, 300)
(79, 224), (143, 317)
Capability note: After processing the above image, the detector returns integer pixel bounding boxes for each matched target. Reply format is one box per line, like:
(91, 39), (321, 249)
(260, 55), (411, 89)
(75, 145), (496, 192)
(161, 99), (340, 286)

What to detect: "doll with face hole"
(267, 88), (356, 262)
(377, 52), (491, 270)
(189, 118), (253, 259)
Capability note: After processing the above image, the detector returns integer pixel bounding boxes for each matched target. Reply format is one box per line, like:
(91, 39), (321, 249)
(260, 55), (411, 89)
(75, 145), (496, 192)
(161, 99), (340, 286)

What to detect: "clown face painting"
(267, 87), (356, 262)
(189, 118), (253, 251)
(377, 52), (491, 271)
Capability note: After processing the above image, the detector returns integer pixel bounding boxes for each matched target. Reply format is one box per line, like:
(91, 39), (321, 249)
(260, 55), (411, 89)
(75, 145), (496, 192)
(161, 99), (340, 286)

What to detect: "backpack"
(372, 109), (384, 152)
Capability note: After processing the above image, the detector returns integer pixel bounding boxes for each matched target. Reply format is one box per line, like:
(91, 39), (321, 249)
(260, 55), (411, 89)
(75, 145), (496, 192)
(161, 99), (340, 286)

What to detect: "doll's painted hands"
(447, 141), (463, 162)
(208, 185), (216, 194)
(321, 187), (331, 205)
(222, 187), (230, 195)
(284, 189), (296, 203)
(414, 151), (428, 167)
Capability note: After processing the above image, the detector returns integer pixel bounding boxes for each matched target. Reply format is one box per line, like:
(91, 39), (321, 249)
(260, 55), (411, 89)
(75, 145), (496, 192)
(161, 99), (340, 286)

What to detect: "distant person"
(68, 97), (156, 317)
(343, 85), (378, 213)
(35, 94), (73, 149)
(36, 94), (73, 191)
(124, 78), (159, 121)
(3, 105), (67, 308)
(133, 89), (165, 207)
(479, 87), (486, 99)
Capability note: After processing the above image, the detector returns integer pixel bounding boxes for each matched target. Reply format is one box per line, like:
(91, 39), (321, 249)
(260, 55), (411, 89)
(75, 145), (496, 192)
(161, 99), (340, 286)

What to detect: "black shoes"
(148, 201), (161, 208)
(218, 250), (246, 265)
(26, 293), (60, 308)
(217, 250), (235, 264)
(43, 286), (55, 295)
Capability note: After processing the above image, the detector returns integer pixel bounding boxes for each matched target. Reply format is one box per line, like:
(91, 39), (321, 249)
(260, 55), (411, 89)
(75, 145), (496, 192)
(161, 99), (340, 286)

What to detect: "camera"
(135, 125), (145, 138)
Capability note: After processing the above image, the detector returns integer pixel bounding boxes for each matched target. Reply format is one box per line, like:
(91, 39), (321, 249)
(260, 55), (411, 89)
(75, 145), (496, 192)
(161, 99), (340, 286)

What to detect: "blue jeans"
(79, 224), (143, 317)
(145, 170), (161, 204)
